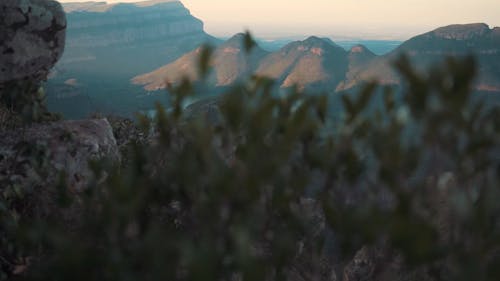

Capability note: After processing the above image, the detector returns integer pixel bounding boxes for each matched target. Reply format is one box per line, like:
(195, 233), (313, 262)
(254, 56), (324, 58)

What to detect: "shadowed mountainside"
(339, 23), (500, 91)
(46, 0), (219, 118)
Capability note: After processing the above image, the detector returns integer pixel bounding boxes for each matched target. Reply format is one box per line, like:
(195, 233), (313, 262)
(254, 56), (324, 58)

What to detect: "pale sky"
(58, 0), (500, 40)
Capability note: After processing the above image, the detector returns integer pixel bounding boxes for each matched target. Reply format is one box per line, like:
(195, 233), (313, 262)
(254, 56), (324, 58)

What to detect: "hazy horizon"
(58, 0), (500, 40)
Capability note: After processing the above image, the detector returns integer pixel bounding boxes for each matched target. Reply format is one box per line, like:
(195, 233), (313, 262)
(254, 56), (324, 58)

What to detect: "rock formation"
(0, 0), (120, 220)
(0, 119), (119, 192)
(0, 0), (66, 87)
(62, 0), (205, 48)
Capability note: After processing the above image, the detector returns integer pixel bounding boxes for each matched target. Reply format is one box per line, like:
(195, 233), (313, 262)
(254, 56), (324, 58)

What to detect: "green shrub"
(1, 38), (500, 281)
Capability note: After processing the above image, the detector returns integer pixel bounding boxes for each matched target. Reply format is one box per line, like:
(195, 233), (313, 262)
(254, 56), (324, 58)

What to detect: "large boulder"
(0, 119), (119, 226)
(0, 118), (119, 227)
(0, 0), (66, 84)
(0, 119), (119, 193)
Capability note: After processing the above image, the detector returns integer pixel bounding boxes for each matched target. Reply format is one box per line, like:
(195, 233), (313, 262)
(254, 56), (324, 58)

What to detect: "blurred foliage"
(1, 35), (500, 281)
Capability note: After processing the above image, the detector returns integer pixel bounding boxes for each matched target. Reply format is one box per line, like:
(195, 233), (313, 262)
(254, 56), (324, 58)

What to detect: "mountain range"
(339, 23), (500, 91)
(132, 33), (269, 90)
(133, 23), (500, 93)
(45, 0), (500, 119)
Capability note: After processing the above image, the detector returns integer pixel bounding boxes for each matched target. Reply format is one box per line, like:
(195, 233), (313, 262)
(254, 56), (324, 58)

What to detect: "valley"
(46, 0), (500, 119)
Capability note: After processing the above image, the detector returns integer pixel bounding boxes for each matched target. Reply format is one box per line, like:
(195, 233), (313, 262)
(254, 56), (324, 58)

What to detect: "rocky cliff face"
(63, 0), (205, 48)
(0, 0), (120, 231)
(46, 0), (217, 118)
(0, 0), (120, 189)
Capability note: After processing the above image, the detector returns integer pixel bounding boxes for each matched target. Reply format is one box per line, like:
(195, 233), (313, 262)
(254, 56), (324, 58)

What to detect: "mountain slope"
(336, 45), (377, 90)
(133, 36), (350, 92)
(255, 36), (348, 91)
(339, 23), (500, 91)
(132, 33), (269, 90)
(133, 23), (500, 94)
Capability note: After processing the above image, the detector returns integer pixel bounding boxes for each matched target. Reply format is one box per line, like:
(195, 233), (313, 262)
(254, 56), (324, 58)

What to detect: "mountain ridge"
(255, 36), (348, 90)
(132, 33), (269, 90)
(133, 22), (500, 93)
(339, 23), (500, 91)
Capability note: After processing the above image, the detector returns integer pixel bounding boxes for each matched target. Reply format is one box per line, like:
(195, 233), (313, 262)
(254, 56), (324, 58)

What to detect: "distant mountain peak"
(220, 33), (267, 55)
(228, 33), (246, 40)
(301, 36), (332, 48)
(132, 22), (500, 96)
(349, 44), (374, 55)
(222, 33), (247, 47)
(339, 23), (500, 92)
(280, 36), (346, 57)
(132, 34), (268, 90)
(431, 23), (491, 40)
(303, 36), (324, 43)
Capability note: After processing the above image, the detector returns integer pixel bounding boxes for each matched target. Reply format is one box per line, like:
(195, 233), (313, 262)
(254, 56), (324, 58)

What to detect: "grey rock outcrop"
(0, 0), (66, 85)
(0, 119), (119, 193)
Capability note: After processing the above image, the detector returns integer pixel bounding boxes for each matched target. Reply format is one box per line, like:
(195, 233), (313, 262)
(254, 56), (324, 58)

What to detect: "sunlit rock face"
(0, 0), (66, 84)
(256, 36), (348, 91)
(132, 33), (269, 90)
